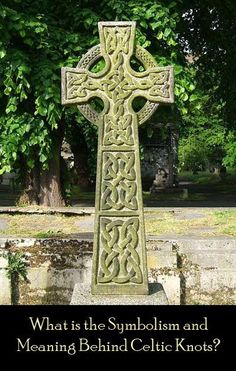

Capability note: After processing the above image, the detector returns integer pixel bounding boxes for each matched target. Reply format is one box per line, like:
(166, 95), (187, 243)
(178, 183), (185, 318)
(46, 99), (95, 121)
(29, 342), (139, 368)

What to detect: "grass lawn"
(0, 209), (235, 238)
(145, 210), (236, 237)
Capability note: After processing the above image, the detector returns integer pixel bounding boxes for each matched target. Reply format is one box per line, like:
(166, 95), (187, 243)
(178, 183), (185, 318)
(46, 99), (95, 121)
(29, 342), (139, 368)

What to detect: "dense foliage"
(178, 0), (236, 168)
(0, 0), (235, 204)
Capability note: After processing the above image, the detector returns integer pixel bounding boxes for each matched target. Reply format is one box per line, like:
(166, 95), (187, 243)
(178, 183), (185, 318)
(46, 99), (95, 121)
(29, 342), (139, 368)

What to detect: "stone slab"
(0, 219), (7, 231)
(70, 283), (168, 305)
(0, 269), (11, 304)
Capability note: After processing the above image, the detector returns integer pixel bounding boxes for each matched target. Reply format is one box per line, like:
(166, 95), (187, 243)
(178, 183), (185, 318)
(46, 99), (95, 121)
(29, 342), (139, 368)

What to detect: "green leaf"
(181, 107), (188, 115)
(39, 153), (47, 163)
(150, 21), (162, 30)
(174, 65), (183, 75)
(164, 28), (171, 38)
(21, 144), (27, 152)
(4, 87), (12, 95)
(190, 94), (198, 102)
(0, 49), (6, 59)
(6, 105), (17, 114)
(19, 64), (31, 73)
(189, 84), (195, 91)
(37, 106), (48, 116)
(181, 92), (189, 101)
(20, 30), (26, 37)
(27, 158), (34, 169)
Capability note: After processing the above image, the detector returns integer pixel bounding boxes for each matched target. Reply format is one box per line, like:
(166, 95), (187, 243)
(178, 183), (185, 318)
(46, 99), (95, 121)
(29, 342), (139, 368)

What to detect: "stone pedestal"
(70, 283), (168, 305)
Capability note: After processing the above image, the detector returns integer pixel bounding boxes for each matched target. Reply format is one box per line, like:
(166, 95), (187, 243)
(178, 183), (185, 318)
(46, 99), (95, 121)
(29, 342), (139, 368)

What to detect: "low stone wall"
(0, 237), (235, 305)
(176, 239), (236, 305)
(0, 238), (93, 305)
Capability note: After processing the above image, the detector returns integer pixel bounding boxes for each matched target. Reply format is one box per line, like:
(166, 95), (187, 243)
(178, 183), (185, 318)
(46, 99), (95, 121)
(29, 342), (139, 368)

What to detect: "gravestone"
(62, 21), (174, 296)
(148, 123), (179, 193)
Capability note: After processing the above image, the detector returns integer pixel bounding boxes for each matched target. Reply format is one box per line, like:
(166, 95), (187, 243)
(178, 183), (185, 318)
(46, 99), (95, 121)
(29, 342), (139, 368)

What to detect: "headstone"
(151, 168), (168, 190)
(62, 21), (174, 295)
(148, 123), (178, 194)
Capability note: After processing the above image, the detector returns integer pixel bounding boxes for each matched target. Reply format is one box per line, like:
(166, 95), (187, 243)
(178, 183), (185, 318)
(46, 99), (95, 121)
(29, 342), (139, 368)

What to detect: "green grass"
(145, 211), (211, 235)
(35, 230), (66, 238)
(179, 169), (236, 185)
(213, 211), (236, 236)
(179, 171), (222, 185)
(143, 190), (208, 202)
(0, 209), (235, 238)
(0, 214), (82, 238)
(179, 171), (214, 183)
(145, 210), (236, 237)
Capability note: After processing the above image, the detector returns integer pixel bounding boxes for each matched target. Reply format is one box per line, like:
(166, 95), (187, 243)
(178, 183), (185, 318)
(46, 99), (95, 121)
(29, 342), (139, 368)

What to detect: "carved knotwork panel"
(98, 217), (143, 284)
(101, 152), (138, 211)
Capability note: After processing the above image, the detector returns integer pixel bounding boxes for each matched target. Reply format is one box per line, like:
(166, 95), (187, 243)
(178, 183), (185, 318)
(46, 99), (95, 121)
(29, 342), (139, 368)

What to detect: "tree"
(1, 0), (233, 206)
(177, 0), (236, 167)
(0, 1), (66, 205)
(0, 0), (197, 205)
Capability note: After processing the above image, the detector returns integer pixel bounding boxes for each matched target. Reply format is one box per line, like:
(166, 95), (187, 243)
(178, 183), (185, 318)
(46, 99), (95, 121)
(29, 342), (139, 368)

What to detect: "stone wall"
(0, 237), (235, 305)
(176, 239), (236, 305)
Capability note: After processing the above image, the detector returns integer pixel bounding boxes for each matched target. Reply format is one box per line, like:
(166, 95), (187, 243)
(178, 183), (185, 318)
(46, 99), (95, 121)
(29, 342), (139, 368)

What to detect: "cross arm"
(128, 65), (174, 104)
(61, 67), (105, 105)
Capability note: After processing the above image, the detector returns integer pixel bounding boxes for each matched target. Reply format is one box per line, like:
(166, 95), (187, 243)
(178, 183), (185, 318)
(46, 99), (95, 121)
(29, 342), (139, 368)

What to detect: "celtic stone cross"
(61, 21), (174, 295)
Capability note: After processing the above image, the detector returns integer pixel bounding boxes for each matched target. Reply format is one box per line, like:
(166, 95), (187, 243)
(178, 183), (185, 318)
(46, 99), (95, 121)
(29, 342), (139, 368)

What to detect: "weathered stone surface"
(147, 239), (180, 305)
(0, 255), (8, 269)
(176, 239), (236, 304)
(71, 283), (168, 305)
(0, 238), (93, 305)
(61, 21), (174, 295)
(0, 268), (11, 304)
(1, 237), (235, 305)
(0, 219), (7, 231)
(0, 250), (11, 304)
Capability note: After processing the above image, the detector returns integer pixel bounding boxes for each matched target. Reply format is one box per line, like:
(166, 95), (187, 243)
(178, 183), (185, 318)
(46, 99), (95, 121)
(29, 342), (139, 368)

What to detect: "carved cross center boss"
(61, 21), (174, 295)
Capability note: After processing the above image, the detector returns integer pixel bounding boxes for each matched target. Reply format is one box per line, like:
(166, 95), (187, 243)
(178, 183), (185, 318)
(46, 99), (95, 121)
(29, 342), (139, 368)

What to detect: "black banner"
(0, 305), (234, 364)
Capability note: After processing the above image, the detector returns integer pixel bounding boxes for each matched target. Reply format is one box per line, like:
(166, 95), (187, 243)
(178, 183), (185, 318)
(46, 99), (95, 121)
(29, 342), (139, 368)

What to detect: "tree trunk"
(39, 151), (65, 207)
(18, 121), (66, 207)
(72, 135), (91, 190)
(17, 162), (40, 206)
(19, 151), (65, 207)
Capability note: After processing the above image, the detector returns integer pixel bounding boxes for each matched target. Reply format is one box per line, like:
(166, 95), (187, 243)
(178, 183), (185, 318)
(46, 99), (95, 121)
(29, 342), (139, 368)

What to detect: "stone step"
(70, 283), (168, 305)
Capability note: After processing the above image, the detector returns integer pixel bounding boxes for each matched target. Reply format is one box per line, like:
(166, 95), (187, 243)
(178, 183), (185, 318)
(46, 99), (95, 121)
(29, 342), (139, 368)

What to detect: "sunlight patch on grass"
(145, 210), (236, 237)
(212, 211), (236, 236)
(0, 214), (82, 238)
(144, 211), (211, 235)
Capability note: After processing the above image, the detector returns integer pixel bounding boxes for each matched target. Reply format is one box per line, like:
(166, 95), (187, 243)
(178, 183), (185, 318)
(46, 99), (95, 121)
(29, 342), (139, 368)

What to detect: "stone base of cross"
(62, 21), (174, 295)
